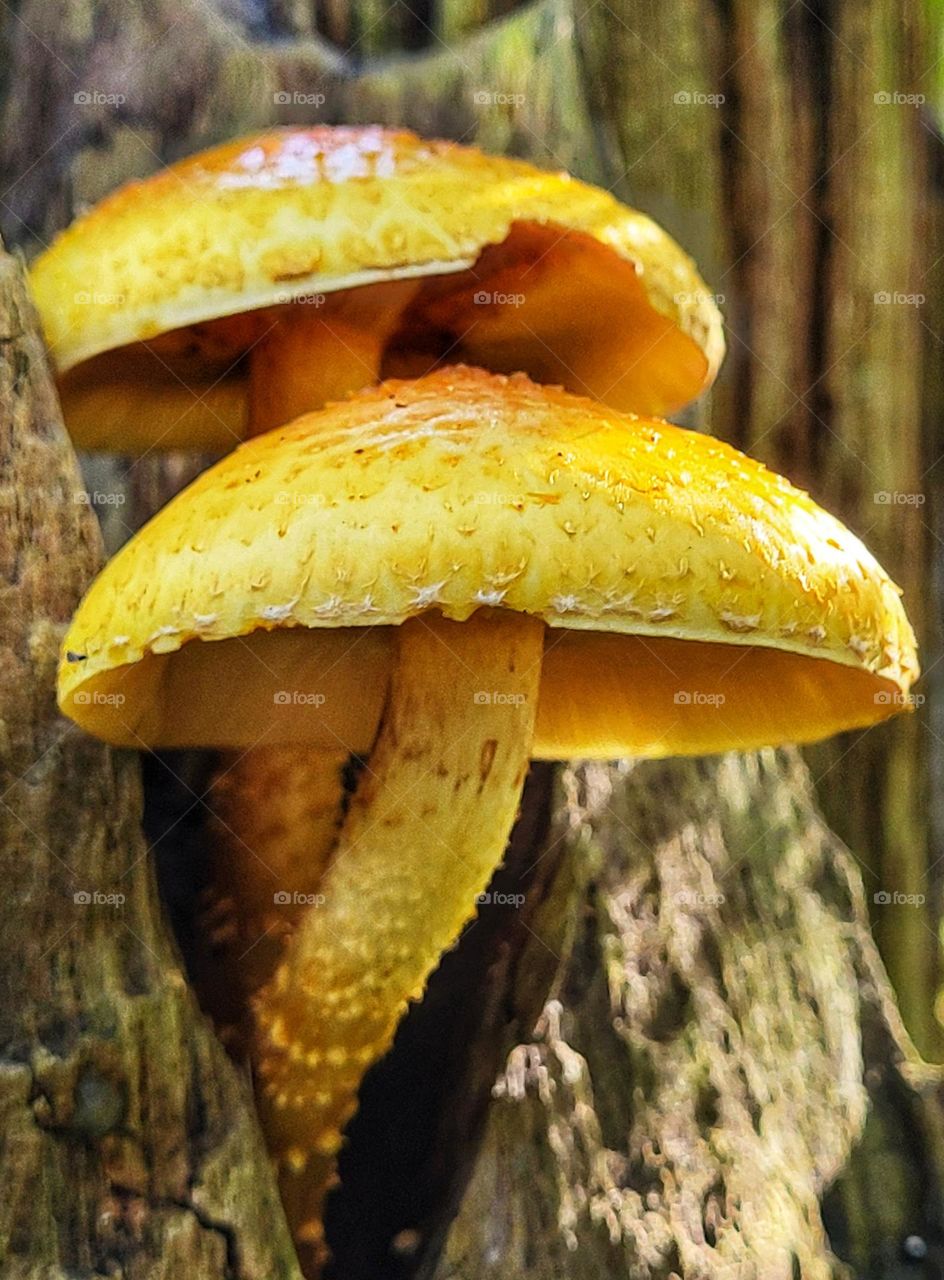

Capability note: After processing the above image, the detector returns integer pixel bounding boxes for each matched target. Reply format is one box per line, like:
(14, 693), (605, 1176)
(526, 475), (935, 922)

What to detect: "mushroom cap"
(30, 126), (724, 448)
(58, 367), (917, 759)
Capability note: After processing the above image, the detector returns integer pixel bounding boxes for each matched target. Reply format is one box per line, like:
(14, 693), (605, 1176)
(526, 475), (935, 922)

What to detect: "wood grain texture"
(0, 250), (301, 1279)
(718, 0), (935, 1056)
(419, 753), (944, 1280)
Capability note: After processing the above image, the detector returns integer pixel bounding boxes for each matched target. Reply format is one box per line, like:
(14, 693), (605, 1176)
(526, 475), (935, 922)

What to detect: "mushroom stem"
(247, 279), (421, 434)
(253, 610), (543, 1269)
(200, 748), (350, 1054)
(204, 277), (422, 1044)
(248, 310), (382, 435)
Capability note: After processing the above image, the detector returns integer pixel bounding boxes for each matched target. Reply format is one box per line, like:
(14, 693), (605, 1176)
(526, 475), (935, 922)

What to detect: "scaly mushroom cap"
(58, 367), (917, 757)
(30, 126), (724, 448)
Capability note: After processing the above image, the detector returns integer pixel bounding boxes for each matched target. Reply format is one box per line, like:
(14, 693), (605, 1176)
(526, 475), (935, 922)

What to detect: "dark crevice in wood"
(324, 762), (560, 1279)
(713, 0), (750, 455)
(802, 0), (837, 495)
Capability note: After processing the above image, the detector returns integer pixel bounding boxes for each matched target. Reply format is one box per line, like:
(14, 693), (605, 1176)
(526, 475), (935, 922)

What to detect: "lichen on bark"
(0, 250), (300, 1280)
(422, 754), (940, 1279)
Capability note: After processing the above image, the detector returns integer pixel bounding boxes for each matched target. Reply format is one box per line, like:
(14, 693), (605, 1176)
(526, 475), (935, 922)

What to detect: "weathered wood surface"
(0, 0), (941, 1277)
(416, 754), (944, 1280)
(0, 251), (300, 1278)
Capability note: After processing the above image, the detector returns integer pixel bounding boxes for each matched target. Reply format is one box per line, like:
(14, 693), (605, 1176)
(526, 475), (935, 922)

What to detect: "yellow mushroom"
(29, 125), (724, 452)
(58, 367), (917, 1269)
(31, 124), (727, 1049)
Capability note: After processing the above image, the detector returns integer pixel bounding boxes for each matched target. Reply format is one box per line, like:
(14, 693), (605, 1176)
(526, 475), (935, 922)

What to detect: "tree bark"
(419, 755), (944, 1280)
(0, 252), (301, 1277)
(0, 1), (941, 1277)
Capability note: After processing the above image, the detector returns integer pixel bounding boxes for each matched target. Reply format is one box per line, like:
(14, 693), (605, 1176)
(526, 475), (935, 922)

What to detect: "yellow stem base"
(201, 748), (350, 1053)
(252, 611), (543, 1273)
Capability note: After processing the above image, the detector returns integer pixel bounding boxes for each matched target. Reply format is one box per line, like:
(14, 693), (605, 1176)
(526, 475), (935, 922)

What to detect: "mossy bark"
(0, 1), (941, 1277)
(0, 252), (301, 1277)
(416, 754), (944, 1279)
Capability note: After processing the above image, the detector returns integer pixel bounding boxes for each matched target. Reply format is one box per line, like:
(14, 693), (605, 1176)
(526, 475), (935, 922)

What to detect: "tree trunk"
(0, 252), (301, 1276)
(417, 754), (944, 1280)
(0, 1), (941, 1278)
